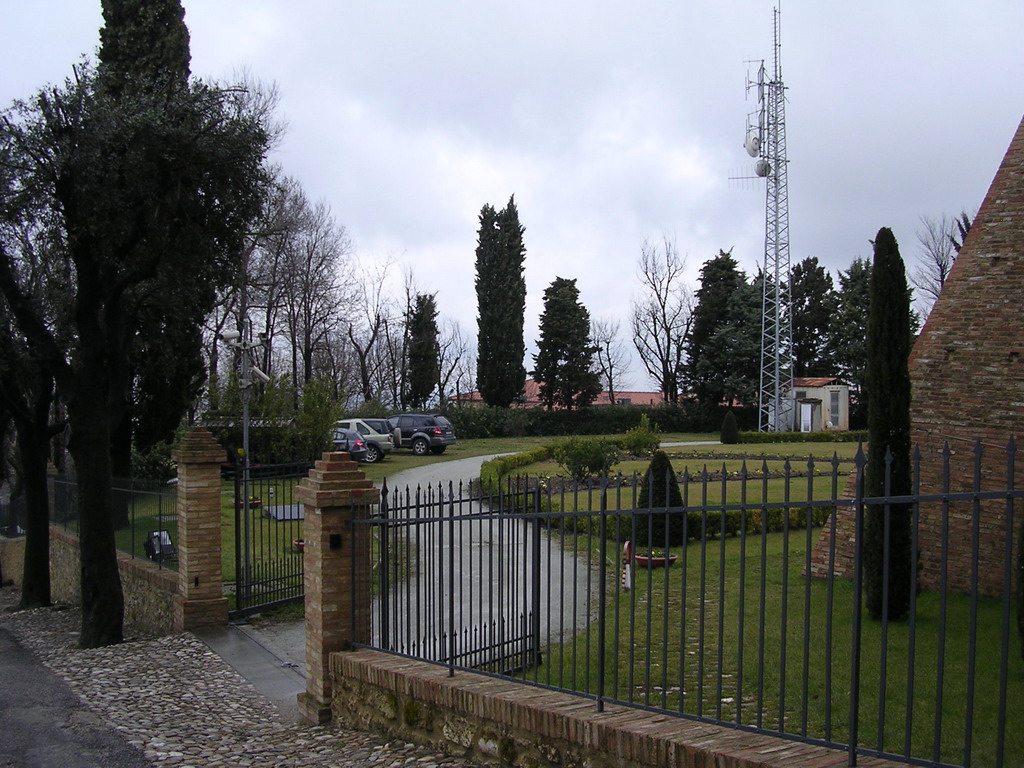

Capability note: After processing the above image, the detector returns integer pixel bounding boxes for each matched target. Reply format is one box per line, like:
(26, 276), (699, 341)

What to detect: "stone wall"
(49, 525), (177, 635)
(330, 650), (903, 768)
(0, 536), (25, 586)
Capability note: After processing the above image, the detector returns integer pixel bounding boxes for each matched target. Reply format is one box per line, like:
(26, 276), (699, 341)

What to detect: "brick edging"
(333, 649), (903, 768)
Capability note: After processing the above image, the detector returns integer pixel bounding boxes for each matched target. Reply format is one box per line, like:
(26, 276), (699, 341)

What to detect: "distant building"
(450, 378), (665, 408)
(789, 377), (850, 432)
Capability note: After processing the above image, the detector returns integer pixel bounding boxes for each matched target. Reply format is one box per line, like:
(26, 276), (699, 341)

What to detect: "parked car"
(332, 427), (368, 462)
(335, 418), (394, 463)
(388, 413), (457, 456)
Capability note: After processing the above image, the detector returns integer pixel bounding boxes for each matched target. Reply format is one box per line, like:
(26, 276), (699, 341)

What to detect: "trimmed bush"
(720, 410), (739, 444)
(737, 429), (867, 444)
(633, 451), (685, 549)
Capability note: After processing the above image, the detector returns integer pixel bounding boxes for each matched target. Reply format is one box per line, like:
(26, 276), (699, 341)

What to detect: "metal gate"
(230, 461), (311, 619)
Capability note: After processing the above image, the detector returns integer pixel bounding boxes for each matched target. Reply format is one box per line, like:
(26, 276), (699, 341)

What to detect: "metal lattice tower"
(745, 7), (793, 432)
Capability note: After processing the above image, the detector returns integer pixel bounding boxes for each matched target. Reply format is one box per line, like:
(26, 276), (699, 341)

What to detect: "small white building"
(790, 377), (850, 432)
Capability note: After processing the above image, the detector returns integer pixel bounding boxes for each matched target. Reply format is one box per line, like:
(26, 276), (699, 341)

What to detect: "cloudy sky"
(3, 1), (1022, 389)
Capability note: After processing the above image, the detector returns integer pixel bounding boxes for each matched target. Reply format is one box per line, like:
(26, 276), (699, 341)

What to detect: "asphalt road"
(0, 625), (150, 768)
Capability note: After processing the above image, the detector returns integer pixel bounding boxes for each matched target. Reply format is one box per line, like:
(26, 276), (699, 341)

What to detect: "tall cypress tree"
(475, 196), (526, 408)
(532, 277), (601, 410)
(0, 0), (270, 647)
(98, 0), (190, 98)
(405, 292), (439, 410)
(864, 227), (914, 621)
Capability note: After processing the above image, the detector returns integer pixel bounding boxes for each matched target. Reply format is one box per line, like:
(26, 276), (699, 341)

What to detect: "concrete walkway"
(200, 454), (516, 715)
(205, 443), (723, 714)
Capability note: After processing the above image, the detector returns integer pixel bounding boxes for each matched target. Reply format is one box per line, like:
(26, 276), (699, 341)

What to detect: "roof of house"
(791, 377), (838, 388)
(449, 378), (665, 407)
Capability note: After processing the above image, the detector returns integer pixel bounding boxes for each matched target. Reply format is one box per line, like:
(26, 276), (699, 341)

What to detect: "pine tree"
(683, 250), (760, 405)
(831, 257), (872, 391)
(532, 277), (601, 410)
(864, 227), (914, 621)
(405, 293), (439, 410)
(790, 256), (838, 377)
(475, 196), (526, 408)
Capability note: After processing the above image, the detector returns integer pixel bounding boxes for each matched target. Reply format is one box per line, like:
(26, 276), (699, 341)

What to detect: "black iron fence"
(353, 442), (1022, 768)
(0, 495), (26, 537)
(51, 475), (178, 569)
(231, 461), (312, 618)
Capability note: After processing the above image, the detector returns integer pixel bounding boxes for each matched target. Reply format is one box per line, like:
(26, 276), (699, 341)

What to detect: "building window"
(830, 391), (840, 427)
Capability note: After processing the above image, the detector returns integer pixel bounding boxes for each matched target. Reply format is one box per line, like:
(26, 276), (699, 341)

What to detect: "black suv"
(388, 413), (457, 456)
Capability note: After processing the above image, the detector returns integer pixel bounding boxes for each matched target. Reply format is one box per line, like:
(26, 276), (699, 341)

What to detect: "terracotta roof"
(450, 378), (664, 407)
(791, 377), (837, 388)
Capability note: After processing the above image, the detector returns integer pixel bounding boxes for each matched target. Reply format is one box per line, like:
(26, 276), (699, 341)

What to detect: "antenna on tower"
(743, 5), (793, 432)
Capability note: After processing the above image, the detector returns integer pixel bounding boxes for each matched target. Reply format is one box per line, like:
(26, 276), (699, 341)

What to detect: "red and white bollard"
(621, 540), (634, 590)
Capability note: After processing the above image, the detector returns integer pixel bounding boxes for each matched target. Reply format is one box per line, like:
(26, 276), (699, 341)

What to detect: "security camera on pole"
(220, 319), (271, 605)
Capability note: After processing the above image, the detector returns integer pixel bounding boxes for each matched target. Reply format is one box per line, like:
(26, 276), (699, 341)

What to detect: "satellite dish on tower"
(744, 131), (761, 157)
(755, 158), (771, 177)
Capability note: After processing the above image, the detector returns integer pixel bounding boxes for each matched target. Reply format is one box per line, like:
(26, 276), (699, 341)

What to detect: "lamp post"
(221, 320), (270, 609)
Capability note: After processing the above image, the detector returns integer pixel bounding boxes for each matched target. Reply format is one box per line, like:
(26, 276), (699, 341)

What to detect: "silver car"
(335, 418), (394, 463)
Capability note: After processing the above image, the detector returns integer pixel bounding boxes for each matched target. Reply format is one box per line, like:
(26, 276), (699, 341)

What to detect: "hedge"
(447, 402), (760, 439)
(737, 429), (867, 444)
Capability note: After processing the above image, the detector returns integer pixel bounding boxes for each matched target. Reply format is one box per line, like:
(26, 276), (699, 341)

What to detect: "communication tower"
(744, 6), (793, 432)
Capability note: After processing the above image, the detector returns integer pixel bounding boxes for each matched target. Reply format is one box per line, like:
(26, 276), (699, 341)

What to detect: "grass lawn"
(520, 526), (1022, 768)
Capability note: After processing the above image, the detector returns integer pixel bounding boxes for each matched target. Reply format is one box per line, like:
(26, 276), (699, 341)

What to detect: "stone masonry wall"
(331, 650), (903, 768)
(49, 524), (177, 635)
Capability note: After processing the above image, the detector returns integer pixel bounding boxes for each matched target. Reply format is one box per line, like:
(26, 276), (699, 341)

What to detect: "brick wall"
(330, 650), (903, 768)
(908, 113), (1024, 596)
(809, 115), (1024, 596)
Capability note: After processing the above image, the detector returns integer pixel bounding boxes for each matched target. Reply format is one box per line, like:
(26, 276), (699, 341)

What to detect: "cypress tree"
(98, 0), (190, 98)
(405, 292), (439, 410)
(475, 196), (526, 408)
(864, 227), (914, 621)
(532, 277), (601, 410)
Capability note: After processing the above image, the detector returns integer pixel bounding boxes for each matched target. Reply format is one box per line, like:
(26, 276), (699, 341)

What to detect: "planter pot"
(634, 553), (678, 568)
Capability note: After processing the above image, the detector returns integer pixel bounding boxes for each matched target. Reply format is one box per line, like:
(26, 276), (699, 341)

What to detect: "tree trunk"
(68, 373), (124, 648)
(16, 414), (52, 610)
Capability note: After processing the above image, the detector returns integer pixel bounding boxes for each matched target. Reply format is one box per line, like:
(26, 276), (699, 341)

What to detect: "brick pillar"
(296, 451), (379, 725)
(172, 427), (229, 631)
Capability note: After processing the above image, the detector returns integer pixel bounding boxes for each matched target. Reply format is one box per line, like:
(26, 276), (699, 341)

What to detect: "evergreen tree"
(831, 257), (872, 394)
(531, 277), (601, 410)
(405, 292), (439, 410)
(864, 227), (914, 621)
(97, 0), (190, 98)
(790, 256), (838, 377)
(475, 196), (526, 408)
(635, 451), (685, 549)
(0, 3), (270, 647)
(683, 250), (760, 405)
(720, 410), (739, 444)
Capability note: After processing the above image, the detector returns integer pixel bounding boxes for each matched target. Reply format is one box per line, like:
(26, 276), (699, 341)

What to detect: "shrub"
(622, 413), (661, 456)
(552, 437), (621, 481)
(737, 429), (867, 444)
(720, 410), (739, 444)
(634, 451), (685, 548)
(478, 445), (556, 490)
